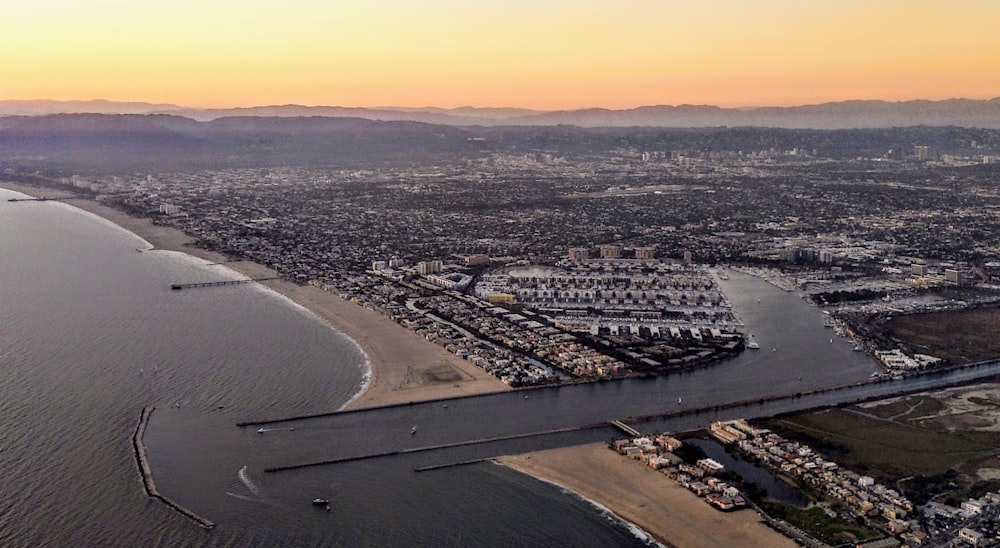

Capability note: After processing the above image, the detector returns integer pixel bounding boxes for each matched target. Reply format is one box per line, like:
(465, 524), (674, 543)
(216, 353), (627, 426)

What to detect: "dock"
(170, 277), (279, 290)
(132, 407), (215, 529)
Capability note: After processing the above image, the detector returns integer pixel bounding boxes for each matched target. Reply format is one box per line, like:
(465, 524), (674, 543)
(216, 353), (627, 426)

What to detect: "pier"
(170, 277), (279, 290)
(132, 407), (215, 529)
(6, 196), (70, 202)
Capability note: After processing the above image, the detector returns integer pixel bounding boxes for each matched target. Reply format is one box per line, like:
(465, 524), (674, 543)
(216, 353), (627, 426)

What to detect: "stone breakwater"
(132, 406), (215, 529)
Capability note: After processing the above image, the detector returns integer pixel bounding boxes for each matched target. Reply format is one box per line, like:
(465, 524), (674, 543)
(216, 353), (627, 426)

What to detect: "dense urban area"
(7, 120), (1000, 546)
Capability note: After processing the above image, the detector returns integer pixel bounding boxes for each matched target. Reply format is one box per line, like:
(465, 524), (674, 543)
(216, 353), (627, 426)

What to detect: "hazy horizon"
(4, 0), (999, 110)
(2, 95), (1000, 113)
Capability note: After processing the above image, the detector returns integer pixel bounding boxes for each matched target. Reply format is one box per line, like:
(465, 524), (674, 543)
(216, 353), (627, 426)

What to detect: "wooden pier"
(170, 277), (279, 290)
(132, 407), (215, 529)
(6, 196), (69, 202)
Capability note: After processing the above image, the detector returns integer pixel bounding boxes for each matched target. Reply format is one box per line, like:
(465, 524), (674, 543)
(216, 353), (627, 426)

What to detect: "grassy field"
(760, 502), (881, 545)
(881, 308), (1000, 364)
(852, 396), (942, 420)
(765, 408), (998, 479)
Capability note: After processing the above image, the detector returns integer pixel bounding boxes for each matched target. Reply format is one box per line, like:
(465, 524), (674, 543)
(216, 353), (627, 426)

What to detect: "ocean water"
(0, 189), (654, 547)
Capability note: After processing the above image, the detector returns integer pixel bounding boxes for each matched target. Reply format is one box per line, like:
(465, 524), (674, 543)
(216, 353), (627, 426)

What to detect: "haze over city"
(3, 0), (1000, 109)
(7, 1), (1000, 547)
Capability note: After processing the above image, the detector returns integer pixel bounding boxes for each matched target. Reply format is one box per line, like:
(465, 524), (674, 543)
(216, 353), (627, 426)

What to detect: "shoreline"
(498, 443), (796, 548)
(4, 181), (792, 546)
(0, 182), (510, 409)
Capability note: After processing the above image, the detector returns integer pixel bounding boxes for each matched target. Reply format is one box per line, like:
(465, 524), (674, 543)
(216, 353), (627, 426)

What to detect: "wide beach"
(4, 181), (799, 546)
(499, 443), (796, 548)
(0, 182), (510, 410)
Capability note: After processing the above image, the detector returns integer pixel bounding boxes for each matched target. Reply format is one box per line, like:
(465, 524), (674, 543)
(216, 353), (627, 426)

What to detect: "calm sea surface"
(0, 189), (656, 547)
(22, 187), (984, 546)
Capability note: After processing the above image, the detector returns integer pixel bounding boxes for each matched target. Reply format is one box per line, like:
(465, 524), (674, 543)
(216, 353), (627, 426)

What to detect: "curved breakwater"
(132, 407), (215, 529)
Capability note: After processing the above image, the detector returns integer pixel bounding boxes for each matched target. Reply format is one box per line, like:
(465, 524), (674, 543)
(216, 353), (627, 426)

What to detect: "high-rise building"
(568, 247), (589, 261)
(599, 245), (620, 259)
(417, 260), (443, 275)
(634, 247), (655, 260)
(464, 254), (491, 266)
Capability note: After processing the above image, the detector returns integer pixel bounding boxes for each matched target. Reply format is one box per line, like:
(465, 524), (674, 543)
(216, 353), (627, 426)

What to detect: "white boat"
(410, 425), (417, 435)
(257, 428), (265, 434)
(312, 498), (329, 506)
(746, 335), (760, 349)
(677, 397), (682, 405)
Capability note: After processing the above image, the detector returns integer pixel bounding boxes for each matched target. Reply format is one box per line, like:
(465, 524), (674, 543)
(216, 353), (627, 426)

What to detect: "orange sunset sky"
(2, 0), (999, 110)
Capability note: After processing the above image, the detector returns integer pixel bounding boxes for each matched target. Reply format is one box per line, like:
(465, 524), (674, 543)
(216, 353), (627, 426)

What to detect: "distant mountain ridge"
(2, 112), (1000, 172)
(2, 97), (1000, 129)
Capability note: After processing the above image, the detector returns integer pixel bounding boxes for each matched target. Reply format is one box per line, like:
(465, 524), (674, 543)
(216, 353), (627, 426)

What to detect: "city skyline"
(3, 0), (999, 110)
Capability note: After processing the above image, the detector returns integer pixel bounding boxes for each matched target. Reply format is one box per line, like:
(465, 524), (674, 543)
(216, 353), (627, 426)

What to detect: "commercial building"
(568, 247), (589, 261)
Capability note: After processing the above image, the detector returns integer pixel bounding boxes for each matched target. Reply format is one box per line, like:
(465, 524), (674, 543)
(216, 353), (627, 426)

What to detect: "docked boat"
(746, 335), (760, 349)
(312, 498), (330, 506)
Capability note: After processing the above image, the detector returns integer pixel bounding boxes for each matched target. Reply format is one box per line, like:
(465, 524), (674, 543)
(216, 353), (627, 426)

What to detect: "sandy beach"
(5, 182), (792, 546)
(1, 182), (510, 409)
(499, 443), (796, 548)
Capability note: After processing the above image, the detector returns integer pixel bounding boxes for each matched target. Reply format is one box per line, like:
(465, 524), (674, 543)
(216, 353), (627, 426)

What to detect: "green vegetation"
(882, 307), (1000, 364)
(853, 396), (943, 420)
(673, 443), (708, 465)
(901, 469), (964, 506)
(765, 409), (998, 479)
(759, 502), (881, 544)
(814, 288), (886, 305)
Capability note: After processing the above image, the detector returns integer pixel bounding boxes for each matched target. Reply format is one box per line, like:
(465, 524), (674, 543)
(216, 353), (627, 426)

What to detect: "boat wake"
(225, 491), (261, 503)
(238, 465), (265, 501)
(257, 427), (296, 433)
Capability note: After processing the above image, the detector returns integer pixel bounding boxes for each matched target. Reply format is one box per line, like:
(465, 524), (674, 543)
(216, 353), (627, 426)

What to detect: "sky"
(2, 0), (999, 110)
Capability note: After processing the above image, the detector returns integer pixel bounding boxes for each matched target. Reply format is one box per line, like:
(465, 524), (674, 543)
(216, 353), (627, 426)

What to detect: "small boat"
(677, 397), (683, 405)
(746, 335), (760, 349)
(312, 498), (329, 506)
(410, 425), (417, 435)
(772, 347), (777, 352)
(257, 428), (265, 434)
(829, 338), (833, 344)
(442, 404), (448, 409)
